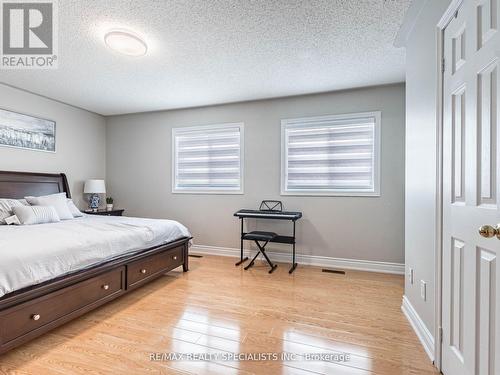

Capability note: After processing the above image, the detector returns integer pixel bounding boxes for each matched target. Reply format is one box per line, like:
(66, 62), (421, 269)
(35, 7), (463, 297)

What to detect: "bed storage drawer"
(127, 246), (184, 288)
(0, 267), (125, 347)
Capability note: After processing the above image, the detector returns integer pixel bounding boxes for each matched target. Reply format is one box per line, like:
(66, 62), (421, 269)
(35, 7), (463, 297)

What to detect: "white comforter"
(0, 215), (191, 297)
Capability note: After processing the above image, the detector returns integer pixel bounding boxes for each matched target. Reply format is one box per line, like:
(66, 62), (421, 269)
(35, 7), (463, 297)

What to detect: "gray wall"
(107, 84), (405, 263)
(0, 84), (106, 207)
(404, 0), (451, 335)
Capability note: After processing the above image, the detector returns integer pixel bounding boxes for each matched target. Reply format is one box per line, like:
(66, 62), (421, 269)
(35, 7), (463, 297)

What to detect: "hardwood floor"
(0, 255), (438, 375)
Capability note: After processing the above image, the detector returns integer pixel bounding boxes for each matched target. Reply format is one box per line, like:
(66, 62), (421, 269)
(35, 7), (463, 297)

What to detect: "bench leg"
(235, 257), (249, 266)
(256, 240), (277, 273)
(244, 251), (260, 270)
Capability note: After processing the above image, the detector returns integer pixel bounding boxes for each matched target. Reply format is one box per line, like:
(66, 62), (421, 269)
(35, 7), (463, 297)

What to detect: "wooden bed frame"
(0, 171), (191, 355)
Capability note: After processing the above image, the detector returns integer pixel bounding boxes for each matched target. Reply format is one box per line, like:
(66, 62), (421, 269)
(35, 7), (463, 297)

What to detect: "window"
(281, 112), (381, 196)
(172, 123), (244, 194)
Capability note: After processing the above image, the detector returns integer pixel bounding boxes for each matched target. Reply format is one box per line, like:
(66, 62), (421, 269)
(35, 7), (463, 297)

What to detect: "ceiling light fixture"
(104, 30), (148, 57)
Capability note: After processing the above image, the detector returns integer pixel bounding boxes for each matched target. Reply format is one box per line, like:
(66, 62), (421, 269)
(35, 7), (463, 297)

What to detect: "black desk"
(234, 209), (302, 273)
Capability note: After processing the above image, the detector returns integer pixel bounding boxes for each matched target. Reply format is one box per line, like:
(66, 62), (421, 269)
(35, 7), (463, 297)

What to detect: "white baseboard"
(401, 295), (435, 361)
(190, 244), (404, 275)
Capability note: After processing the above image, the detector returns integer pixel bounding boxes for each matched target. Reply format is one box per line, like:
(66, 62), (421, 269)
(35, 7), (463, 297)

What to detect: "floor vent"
(189, 254), (203, 258)
(322, 268), (346, 275)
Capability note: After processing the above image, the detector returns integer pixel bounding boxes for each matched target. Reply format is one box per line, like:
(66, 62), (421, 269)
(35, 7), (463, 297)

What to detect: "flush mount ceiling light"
(104, 30), (147, 57)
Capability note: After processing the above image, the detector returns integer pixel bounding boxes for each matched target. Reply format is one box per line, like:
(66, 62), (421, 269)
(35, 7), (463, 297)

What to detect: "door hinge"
(442, 58), (446, 73)
(439, 326), (443, 343)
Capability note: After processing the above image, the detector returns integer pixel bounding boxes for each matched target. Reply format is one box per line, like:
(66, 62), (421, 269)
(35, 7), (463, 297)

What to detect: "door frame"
(435, 0), (464, 371)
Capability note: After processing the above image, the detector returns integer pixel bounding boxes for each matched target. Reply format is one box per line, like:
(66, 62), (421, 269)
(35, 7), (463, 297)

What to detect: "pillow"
(25, 193), (73, 220)
(67, 199), (83, 218)
(0, 199), (27, 225)
(12, 205), (60, 225)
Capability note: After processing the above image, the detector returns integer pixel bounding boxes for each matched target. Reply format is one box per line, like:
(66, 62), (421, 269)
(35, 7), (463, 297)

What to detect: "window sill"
(280, 190), (380, 197)
(172, 190), (244, 195)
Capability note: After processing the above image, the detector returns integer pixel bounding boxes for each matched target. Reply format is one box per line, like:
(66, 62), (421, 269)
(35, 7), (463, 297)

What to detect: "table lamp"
(83, 179), (106, 211)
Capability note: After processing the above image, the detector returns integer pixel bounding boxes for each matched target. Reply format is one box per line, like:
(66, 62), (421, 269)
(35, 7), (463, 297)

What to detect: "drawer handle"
(173, 256), (178, 260)
(102, 284), (110, 290)
(140, 269), (147, 274)
(31, 314), (41, 321)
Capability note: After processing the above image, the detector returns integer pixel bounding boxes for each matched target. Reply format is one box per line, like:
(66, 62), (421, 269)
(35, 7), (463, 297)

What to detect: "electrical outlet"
(408, 268), (414, 284)
(420, 280), (427, 301)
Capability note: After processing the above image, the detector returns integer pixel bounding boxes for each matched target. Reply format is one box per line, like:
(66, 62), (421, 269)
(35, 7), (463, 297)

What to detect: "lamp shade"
(83, 179), (106, 194)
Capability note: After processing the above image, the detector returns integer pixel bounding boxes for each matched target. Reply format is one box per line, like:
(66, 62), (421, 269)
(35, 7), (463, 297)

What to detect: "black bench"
(242, 231), (278, 273)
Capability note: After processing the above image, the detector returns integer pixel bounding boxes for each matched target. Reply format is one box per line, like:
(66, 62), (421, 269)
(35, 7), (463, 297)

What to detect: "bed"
(0, 171), (192, 355)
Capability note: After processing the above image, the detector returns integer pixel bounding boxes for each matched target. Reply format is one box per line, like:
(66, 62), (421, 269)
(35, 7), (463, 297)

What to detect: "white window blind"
(281, 112), (380, 196)
(172, 123), (244, 193)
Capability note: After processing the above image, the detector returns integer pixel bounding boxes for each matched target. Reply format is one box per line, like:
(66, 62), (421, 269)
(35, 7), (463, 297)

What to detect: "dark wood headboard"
(0, 171), (71, 199)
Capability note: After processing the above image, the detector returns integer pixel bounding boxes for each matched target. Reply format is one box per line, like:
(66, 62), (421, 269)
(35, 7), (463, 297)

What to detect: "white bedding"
(0, 215), (191, 297)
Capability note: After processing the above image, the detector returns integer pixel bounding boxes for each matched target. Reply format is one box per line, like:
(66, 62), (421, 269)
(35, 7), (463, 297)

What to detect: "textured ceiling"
(0, 0), (411, 115)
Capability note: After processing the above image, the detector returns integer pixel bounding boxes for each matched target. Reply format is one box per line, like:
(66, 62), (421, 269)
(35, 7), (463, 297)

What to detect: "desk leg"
(289, 220), (298, 274)
(235, 218), (248, 266)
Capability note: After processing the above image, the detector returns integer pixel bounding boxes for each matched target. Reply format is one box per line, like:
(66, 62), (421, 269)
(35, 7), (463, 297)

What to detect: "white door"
(442, 0), (500, 374)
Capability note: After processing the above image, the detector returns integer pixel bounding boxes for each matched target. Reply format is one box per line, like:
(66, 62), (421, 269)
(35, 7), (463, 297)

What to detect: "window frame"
(172, 122), (245, 195)
(280, 111), (381, 197)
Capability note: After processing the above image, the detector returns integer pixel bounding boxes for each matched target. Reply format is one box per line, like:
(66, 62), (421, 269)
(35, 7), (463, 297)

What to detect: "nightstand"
(84, 208), (125, 216)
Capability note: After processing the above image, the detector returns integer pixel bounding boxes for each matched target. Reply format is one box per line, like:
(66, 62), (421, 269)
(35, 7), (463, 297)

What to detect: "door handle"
(479, 224), (500, 239)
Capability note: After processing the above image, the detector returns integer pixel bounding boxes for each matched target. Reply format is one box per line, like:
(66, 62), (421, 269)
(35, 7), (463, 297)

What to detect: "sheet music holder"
(259, 200), (283, 212)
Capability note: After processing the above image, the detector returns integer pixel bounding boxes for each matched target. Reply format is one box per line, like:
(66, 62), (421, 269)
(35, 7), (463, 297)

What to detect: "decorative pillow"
(0, 199), (27, 225)
(12, 205), (61, 225)
(67, 199), (83, 218)
(25, 193), (73, 220)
